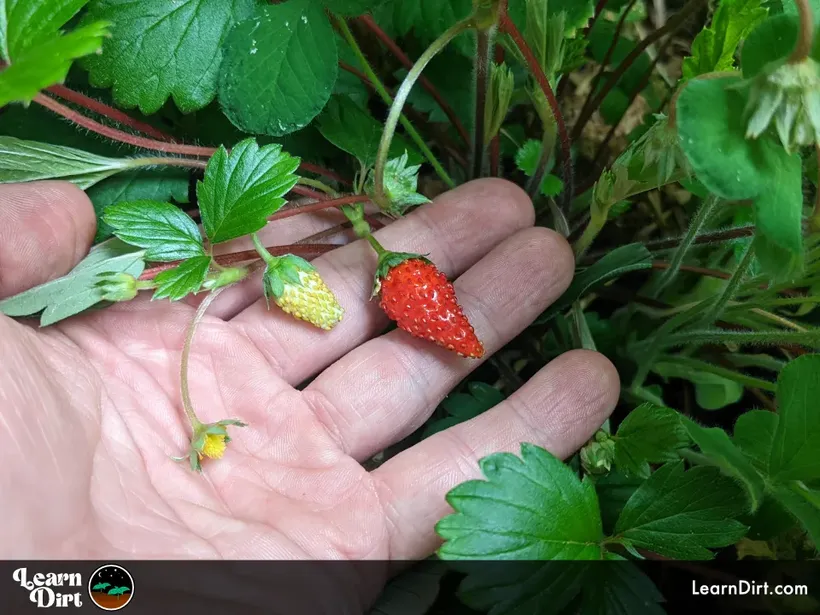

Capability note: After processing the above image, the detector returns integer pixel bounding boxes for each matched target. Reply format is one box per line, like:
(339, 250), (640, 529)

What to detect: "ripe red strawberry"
(375, 254), (484, 359)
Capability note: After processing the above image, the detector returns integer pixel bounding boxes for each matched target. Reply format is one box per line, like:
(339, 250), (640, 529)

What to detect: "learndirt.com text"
(693, 580), (809, 597)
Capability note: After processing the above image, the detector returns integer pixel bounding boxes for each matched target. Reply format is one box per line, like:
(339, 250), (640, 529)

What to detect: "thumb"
(0, 181), (97, 299)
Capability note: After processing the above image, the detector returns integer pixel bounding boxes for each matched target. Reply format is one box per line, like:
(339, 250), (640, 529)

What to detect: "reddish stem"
(47, 85), (177, 142)
(270, 194), (370, 222)
(139, 244), (337, 281)
(32, 93), (350, 184)
(357, 14), (471, 146)
(290, 185), (330, 200)
(500, 14), (574, 209)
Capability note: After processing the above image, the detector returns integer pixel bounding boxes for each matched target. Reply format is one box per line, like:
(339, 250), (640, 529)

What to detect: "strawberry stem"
(252, 233), (277, 267)
(365, 234), (388, 257)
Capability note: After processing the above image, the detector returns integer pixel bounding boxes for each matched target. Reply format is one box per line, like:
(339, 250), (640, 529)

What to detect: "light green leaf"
(152, 255), (212, 301)
(0, 136), (136, 189)
(653, 361), (745, 410)
(317, 96), (420, 168)
(0, 238), (145, 326)
(437, 443), (604, 560)
(612, 404), (690, 478)
(103, 200), (204, 262)
(771, 482), (820, 548)
(676, 75), (763, 200)
(514, 140), (565, 197)
(0, 19), (110, 107)
(733, 410), (778, 475)
(538, 244), (653, 323)
(682, 0), (768, 80)
(81, 0), (256, 114)
(196, 138), (299, 244)
(614, 461), (749, 559)
(87, 168), (191, 243)
(769, 354), (820, 482)
(683, 417), (766, 512)
(219, 0), (338, 136)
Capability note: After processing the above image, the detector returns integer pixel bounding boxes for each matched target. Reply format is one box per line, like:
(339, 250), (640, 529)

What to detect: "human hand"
(0, 179), (618, 609)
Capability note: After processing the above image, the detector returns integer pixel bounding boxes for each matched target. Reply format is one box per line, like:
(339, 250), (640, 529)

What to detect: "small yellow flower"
(199, 433), (227, 459)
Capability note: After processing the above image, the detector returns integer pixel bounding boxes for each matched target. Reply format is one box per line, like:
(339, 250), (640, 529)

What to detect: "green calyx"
(173, 418), (247, 473)
(742, 57), (820, 152)
(365, 151), (430, 217)
(262, 253), (315, 305)
(371, 251), (430, 298)
(579, 430), (616, 476)
(96, 272), (140, 302)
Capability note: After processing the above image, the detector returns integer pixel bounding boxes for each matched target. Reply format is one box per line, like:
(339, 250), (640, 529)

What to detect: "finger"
(0, 181), (96, 299)
(232, 179), (535, 385)
(372, 349), (620, 560)
(304, 226), (575, 461)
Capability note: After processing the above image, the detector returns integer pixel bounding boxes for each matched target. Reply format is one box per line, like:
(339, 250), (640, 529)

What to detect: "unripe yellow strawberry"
(263, 255), (344, 330)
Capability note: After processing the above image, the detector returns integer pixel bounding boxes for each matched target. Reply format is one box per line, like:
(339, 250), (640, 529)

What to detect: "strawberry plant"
(1, 0), (820, 612)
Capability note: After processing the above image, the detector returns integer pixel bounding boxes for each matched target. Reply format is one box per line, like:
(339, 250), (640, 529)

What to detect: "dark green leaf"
(87, 168), (191, 243)
(614, 462), (749, 559)
(538, 244), (653, 323)
(423, 383), (504, 438)
(682, 0), (768, 80)
(197, 138), (299, 244)
(152, 255), (212, 301)
(82, 0), (256, 114)
(367, 560), (445, 615)
(404, 48), (474, 129)
(0, 239), (145, 326)
(437, 443), (604, 560)
(683, 417), (766, 512)
(317, 96), (419, 168)
(219, 0), (338, 136)
(104, 200), (204, 262)
(581, 562), (665, 615)
(769, 354), (820, 482)
(595, 471), (645, 536)
(588, 19), (651, 94)
(612, 403), (690, 478)
(0, 0), (109, 106)
(771, 482), (820, 548)
(733, 410), (778, 474)
(514, 140), (564, 197)
(0, 137), (136, 189)
(739, 495), (796, 541)
(741, 13), (814, 79)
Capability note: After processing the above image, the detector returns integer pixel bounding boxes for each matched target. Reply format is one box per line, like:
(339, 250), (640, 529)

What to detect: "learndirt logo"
(87, 565), (134, 611)
(12, 564), (134, 610)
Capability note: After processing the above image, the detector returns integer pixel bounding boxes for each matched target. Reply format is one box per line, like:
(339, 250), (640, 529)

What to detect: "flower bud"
(580, 430), (616, 475)
(96, 272), (139, 302)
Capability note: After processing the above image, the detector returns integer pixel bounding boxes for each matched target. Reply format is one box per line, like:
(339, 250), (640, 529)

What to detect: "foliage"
(2, 0), (820, 612)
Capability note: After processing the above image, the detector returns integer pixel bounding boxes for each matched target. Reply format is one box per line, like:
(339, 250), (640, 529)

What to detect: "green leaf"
(219, 0), (338, 136)
(652, 361), (745, 410)
(733, 410), (778, 474)
(323, 0), (386, 16)
(0, 19), (110, 107)
(196, 138), (299, 244)
(588, 19), (651, 94)
(595, 471), (645, 535)
(612, 404), (690, 478)
(152, 255), (212, 301)
(0, 238), (145, 326)
(103, 200), (204, 262)
(403, 48), (473, 129)
(581, 562), (665, 615)
(366, 561), (445, 615)
(741, 13), (816, 79)
(683, 417), (766, 512)
(676, 76), (763, 200)
(81, 0), (256, 114)
(0, 136), (136, 189)
(769, 354), (820, 482)
(87, 168), (191, 243)
(682, 0), (768, 80)
(437, 443), (604, 560)
(538, 244), (653, 323)
(771, 482), (820, 548)
(317, 96), (420, 168)
(614, 461), (749, 559)
(514, 140), (564, 197)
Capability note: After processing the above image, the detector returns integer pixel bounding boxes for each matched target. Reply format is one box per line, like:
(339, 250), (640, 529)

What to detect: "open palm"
(0, 180), (618, 609)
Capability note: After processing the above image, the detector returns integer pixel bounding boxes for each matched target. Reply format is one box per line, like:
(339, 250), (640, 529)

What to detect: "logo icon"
(87, 565), (134, 611)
